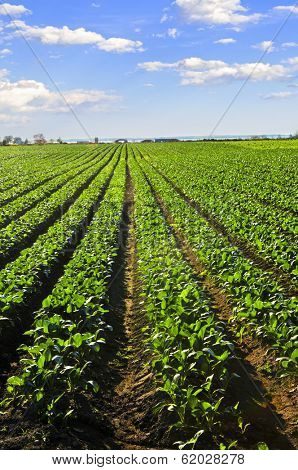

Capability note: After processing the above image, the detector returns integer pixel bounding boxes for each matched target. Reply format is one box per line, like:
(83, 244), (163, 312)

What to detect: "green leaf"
(257, 442), (269, 450)
(73, 333), (83, 347)
(201, 401), (212, 411)
(7, 376), (23, 387)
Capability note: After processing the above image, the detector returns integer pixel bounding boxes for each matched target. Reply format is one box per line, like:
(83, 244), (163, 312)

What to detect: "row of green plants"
(129, 149), (241, 449)
(144, 142), (297, 280)
(1, 149), (127, 423)
(0, 146), (117, 263)
(219, 141), (297, 212)
(0, 145), (102, 207)
(135, 148), (298, 374)
(0, 146), (109, 227)
(0, 145), (87, 195)
(0, 146), (121, 345)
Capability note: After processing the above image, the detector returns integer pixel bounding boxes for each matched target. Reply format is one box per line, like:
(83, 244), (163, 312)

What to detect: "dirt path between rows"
(139, 151), (297, 297)
(136, 156), (297, 450)
(93, 164), (168, 450)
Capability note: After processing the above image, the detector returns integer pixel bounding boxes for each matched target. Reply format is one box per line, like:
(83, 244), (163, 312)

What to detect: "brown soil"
(94, 165), (169, 449)
(0, 149), (296, 450)
(138, 158), (297, 450)
(0, 158), (168, 450)
(142, 154), (297, 297)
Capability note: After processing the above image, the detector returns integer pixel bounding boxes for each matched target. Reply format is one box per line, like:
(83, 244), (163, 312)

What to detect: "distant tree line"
(0, 134), (65, 146)
(0, 135), (29, 146)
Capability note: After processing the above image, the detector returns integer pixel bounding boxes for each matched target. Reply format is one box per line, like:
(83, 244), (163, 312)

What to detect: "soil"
(136, 154), (297, 450)
(142, 154), (297, 297)
(0, 160), (169, 450)
(0, 152), (296, 451)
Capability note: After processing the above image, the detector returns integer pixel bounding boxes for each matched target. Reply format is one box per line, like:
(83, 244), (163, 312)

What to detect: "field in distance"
(0, 140), (297, 450)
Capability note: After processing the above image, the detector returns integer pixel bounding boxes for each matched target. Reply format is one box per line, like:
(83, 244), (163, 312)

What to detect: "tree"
(24, 139), (29, 145)
(14, 137), (23, 145)
(3, 135), (13, 145)
(34, 133), (47, 145)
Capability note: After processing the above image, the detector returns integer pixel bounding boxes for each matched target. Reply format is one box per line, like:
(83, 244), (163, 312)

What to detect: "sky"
(0, 0), (298, 139)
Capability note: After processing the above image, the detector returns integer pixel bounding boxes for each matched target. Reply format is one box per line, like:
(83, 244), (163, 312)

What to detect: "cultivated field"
(0, 141), (297, 450)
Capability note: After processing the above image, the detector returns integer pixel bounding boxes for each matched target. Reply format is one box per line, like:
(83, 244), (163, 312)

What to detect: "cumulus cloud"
(138, 56), (291, 86)
(263, 91), (296, 99)
(286, 56), (298, 67)
(0, 48), (12, 57)
(274, 5), (298, 14)
(0, 3), (30, 16)
(7, 20), (144, 53)
(282, 42), (298, 48)
(176, 0), (262, 25)
(0, 73), (120, 114)
(253, 41), (275, 53)
(214, 38), (236, 45)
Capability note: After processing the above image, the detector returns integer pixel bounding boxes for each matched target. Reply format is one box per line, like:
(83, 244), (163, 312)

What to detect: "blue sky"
(0, 0), (298, 139)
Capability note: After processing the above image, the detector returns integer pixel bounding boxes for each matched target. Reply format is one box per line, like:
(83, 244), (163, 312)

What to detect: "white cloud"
(143, 83), (155, 87)
(7, 20), (144, 53)
(168, 28), (179, 38)
(0, 73), (120, 114)
(0, 68), (9, 78)
(138, 56), (291, 86)
(263, 91), (296, 99)
(91, 2), (100, 7)
(0, 3), (30, 16)
(160, 13), (169, 23)
(139, 61), (178, 71)
(286, 56), (298, 67)
(176, 0), (262, 25)
(214, 37), (236, 45)
(229, 26), (242, 32)
(0, 48), (12, 57)
(282, 42), (298, 48)
(253, 40), (275, 53)
(0, 113), (29, 124)
(274, 5), (298, 14)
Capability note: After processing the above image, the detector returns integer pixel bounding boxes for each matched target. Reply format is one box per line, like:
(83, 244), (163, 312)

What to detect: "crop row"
(0, 146), (117, 267)
(134, 148), (297, 373)
(0, 146), (121, 349)
(0, 146), (110, 227)
(143, 143), (297, 279)
(225, 142), (297, 211)
(2, 148), (127, 422)
(0, 145), (79, 192)
(0, 146), (100, 206)
(129, 148), (240, 449)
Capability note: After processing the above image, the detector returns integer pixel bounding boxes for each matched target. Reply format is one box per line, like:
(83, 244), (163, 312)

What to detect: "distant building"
(155, 138), (180, 143)
(95, 137), (99, 144)
(141, 139), (154, 143)
(115, 139), (128, 143)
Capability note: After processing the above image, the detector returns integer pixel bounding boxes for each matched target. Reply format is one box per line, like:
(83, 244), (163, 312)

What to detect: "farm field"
(0, 141), (297, 450)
